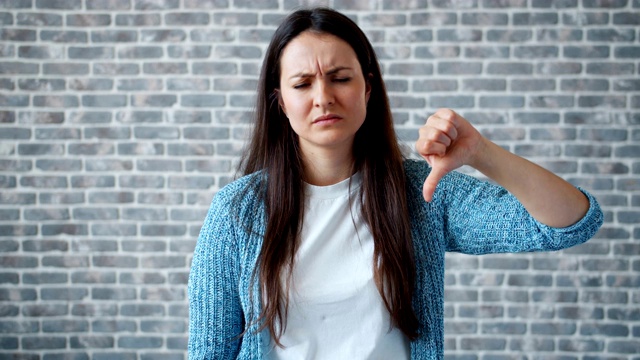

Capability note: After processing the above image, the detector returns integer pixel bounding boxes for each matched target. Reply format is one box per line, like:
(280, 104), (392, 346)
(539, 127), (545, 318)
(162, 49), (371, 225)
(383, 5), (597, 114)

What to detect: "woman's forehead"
(279, 31), (360, 78)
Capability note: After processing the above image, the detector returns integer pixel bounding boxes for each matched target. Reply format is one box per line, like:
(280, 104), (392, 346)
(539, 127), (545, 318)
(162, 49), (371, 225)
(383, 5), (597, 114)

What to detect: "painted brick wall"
(0, 0), (638, 359)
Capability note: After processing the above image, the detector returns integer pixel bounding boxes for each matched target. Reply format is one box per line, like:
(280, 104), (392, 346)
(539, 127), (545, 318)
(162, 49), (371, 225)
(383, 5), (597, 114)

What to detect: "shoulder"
(211, 171), (265, 210)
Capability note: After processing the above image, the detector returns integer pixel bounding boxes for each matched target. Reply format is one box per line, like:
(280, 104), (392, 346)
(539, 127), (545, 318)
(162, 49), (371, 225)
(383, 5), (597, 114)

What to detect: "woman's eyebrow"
(288, 66), (352, 80)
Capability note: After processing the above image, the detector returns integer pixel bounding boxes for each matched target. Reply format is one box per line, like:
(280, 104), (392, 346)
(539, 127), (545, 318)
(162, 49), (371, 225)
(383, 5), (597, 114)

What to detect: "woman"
(188, 7), (603, 359)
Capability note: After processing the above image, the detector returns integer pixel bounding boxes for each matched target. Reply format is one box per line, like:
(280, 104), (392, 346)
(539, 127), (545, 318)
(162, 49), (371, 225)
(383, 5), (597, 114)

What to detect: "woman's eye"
(334, 77), (351, 83)
(293, 83), (309, 89)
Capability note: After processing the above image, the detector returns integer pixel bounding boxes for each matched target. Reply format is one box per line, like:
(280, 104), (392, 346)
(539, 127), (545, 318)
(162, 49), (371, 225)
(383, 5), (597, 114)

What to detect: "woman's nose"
(313, 82), (334, 107)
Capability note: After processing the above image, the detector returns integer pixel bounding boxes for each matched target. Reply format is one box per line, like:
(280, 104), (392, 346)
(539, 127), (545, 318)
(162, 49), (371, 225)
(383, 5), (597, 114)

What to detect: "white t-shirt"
(263, 174), (410, 360)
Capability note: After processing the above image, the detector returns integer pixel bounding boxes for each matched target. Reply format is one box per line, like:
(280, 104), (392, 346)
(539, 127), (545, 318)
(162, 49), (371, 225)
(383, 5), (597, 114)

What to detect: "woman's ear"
(274, 89), (286, 116)
(365, 73), (373, 103)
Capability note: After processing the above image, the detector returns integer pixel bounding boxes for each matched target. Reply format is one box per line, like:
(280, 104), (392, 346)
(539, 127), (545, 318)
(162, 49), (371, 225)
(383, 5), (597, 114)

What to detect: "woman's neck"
(301, 147), (354, 186)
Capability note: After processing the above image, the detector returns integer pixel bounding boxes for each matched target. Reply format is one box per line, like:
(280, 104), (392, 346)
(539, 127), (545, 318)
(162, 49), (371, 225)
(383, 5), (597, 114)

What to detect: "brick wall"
(0, 0), (638, 358)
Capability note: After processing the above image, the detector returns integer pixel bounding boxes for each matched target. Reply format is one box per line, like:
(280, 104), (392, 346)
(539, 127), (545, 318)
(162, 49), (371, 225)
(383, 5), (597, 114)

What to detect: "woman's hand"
(415, 108), (589, 228)
(415, 108), (485, 202)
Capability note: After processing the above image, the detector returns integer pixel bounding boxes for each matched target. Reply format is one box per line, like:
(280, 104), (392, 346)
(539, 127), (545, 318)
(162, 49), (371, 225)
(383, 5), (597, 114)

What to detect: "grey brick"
(43, 319), (89, 333)
(82, 94), (127, 107)
(21, 112), (66, 125)
(582, 162), (629, 175)
(486, 29), (531, 42)
(131, 94), (177, 107)
(120, 272), (166, 284)
(184, 0), (229, 9)
(165, 12), (209, 25)
(72, 207), (119, 220)
(71, 271), (116, 284)
(141, 29), (187, 42)
(193, 61), (236, 75)
(70, 303), (117, 316)
(559, 338), (605, 352)
(22, 336), (66, 349)
(117, 46), (163, 60)
(587, 29), (635, 42)
(118, 336), (163, 349)
(91, 288), (136, 301)
(119, 175), (164, 188)
(93, 62), (139, 75)
(461, 13), (507, 25)
(578, 95), (626, 108)
(529, 95), (574, 108)
(40, 29), (88, 43)
(22, 304), (68, 317)
(463, 46), (509, 58)
(67, 14), (111, 27)
(433, 0), (478, 7)
(511, 79), (555, 91)
(607, 340), (640, 354)
(415, 46), (460, 59)
(68, 143), (115, 155)
(214, 45), (261, 59)
(91, 224), (136, 237)
(565, 144), (611, 157)
(70, 175), (115, 187)
(0, 78), (14, 90)
(0, 94), (29, 106)
(115, 14), (161, 26)
(0, 111), (15, 123)
(583, 0), (627, 7)
(69, 111), (112, 123)
(1, 29), (36, 41)
(487, 62), (532, 75)
(70, 335), (114, 349)
(92, 319), (137, 332)
(614, 46), (640, 58)
(85, 160), (133, 172)
(169, 176), (215, 189)
(564, 46), (610, 58)
(438, 62), (482, 75)
(167, 45), (211, 59)
(513, 12), (558, 25)
(0, 127), (30, 139)
(33, 95), (79, 108)
(562, 12), (609, 26)
(479, 96), (524, 108)
(19, 45), (64, 59)
(613, 11), (640, 25)
(116, 110), (163, 123)
(143, 62), (187, 74)
(213, 12), (257, 25)
(134, 126), (179, 139)
(68, 46), (114, 60)
(0, 12), (13, 26)
(43, 63), (90, 75)
(91, 30), (136, 42)
(39, 192), (84, 204)
(387, 63), (433, 75)
(138, 192), (183, 205)
(117, 142), (164, 155)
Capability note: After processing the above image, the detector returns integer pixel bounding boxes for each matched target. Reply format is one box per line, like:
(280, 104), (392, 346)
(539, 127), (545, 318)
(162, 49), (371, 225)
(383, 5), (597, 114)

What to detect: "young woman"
(188, 7), (603, 359)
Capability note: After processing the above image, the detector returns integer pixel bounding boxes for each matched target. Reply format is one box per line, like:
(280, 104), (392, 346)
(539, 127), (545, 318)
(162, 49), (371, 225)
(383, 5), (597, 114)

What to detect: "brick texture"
(0, 0), (638, 358)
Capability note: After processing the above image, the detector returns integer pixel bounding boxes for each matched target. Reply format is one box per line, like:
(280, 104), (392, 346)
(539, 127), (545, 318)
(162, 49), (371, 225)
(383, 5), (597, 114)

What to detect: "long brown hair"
(238, 7), (418, 344)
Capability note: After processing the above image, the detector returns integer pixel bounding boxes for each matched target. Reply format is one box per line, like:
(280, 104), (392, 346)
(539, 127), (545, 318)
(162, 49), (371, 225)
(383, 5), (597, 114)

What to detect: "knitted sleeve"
(404, 159), (604, 255)
(188, 186), (244, 359)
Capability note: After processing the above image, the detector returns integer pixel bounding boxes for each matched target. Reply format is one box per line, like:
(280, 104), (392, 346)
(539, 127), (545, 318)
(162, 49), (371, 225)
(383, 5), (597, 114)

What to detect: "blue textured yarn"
(188, 159), (603, 359)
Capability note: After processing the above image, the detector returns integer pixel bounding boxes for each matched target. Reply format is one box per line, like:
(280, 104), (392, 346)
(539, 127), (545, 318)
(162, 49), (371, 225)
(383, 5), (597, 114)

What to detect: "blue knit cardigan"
(188, 159), (603, 359)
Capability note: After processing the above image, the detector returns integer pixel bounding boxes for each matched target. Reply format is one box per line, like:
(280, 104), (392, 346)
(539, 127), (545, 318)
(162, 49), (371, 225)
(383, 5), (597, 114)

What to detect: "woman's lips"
(313, 114), (342, 125)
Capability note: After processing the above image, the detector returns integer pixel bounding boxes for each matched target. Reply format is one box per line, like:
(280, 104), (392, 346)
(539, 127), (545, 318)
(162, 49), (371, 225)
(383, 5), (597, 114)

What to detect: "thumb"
(422, 161), (449, 202)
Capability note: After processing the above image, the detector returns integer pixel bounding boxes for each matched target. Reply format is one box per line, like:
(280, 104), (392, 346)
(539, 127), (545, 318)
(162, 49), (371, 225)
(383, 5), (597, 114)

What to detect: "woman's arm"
(188, 193), (244, 359)
(416, 108), (589, 228)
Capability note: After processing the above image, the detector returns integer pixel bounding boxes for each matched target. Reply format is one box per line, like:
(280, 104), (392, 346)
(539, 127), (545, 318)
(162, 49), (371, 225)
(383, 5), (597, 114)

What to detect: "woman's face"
(277, 31), (370, 159)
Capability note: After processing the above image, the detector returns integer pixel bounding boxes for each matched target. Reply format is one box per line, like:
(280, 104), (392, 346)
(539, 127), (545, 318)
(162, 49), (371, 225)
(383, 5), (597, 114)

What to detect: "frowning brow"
(288, 66), (352, 80)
